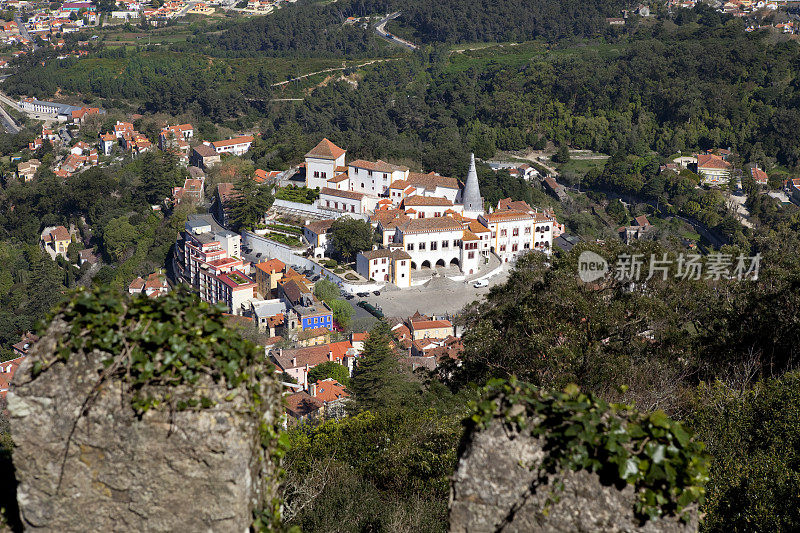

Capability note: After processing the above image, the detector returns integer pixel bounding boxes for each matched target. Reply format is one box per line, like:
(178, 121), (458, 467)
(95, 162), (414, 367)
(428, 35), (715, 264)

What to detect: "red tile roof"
(697, 153), (731, 170)
(305, 138), (346, 160)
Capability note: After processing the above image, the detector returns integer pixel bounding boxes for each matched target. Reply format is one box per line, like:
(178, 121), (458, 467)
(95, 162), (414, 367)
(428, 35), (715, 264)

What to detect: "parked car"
(357, 301), (384, 318)
(373, 290), (381, 296)
(473, 279), (489, 288)
(356, 292), (369, 297)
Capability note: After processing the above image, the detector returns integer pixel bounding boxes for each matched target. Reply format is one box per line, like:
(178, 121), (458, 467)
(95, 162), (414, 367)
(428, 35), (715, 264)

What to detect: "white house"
(400, 195), (461, 219)
(356, 248), (412, 288)
(478, 209), (554, 263)
(319, 187), (376, 215)
(305, 138), (346, 190)
(347, 159), (409, 196)
(209, 135), (254, 156)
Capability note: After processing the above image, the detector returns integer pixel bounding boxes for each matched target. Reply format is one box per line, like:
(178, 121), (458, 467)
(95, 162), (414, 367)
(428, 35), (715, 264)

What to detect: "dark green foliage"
(692, 373), (800, 531)
(229, 179), (275, 232)
(349, 321), (414, 411)
(328, 217), (373, 262)
(307, 361), (350, 387)
(275, 186), (318, 204)
(38, 287), (268, 414)
(283, 386), (469, 532)
(469, 378), (709, 522)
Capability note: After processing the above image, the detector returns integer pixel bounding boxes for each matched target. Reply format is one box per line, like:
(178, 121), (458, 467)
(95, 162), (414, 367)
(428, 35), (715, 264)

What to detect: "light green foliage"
(307, 361), (350, 387)
(328, 299), (353, 330)
(313, 278), (339, 303)
(470, 378), (709, 522)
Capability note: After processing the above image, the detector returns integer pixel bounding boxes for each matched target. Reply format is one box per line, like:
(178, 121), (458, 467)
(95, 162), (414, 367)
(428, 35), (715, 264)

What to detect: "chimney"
(310, 382), (317, 397)
(328, 350), (333, 361)
(291, 356), (296, 367)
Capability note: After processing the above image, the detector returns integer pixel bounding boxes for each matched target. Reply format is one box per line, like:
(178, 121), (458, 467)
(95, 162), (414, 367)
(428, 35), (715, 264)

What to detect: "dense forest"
(8, 10), (800, 173)
(198, 0), (631, 56)
(0, 150), (190, 359)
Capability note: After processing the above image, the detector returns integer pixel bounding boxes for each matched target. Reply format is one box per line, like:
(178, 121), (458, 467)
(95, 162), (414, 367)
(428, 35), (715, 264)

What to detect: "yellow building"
(254, 258), (286, 298)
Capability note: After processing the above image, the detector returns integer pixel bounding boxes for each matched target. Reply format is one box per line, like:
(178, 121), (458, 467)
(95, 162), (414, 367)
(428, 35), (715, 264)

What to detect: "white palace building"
(301, 139), (557, 287)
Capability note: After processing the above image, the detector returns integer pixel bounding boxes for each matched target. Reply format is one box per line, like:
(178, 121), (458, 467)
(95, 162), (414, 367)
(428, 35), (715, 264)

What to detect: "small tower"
(461, 153), (484, 217)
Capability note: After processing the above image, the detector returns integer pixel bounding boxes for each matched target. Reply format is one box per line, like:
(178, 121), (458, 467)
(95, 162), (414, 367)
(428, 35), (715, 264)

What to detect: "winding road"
(374, 12), (417, 50)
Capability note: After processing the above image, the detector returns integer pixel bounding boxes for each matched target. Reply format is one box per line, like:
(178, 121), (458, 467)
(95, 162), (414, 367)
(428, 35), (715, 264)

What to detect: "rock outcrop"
(449, 421), (698, 533)
(8, 320), (281, 532)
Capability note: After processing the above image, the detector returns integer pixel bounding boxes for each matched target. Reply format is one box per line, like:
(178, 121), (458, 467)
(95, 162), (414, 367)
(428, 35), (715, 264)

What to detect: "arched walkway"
(410, 261), (417, 270)
(435, 259), (446, 267)
(449, 257), (460, 266)
(421, 260), (432, 269)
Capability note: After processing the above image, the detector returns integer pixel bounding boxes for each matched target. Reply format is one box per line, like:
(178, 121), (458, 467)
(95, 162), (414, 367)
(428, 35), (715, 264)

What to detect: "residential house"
(11, 332), (38, 358)
(619, 215), (653, 244)
(284, 391), (323, 425)
(750, 166), (769, 186)
(695, 153), (732, 185)
(254, 258), (286, 298)
(99, 132), (116, 155)
(297, 327), (331, 347)
(309, 378), (349, 419)
(303, 219), (335, 258)
(214, 182), (236, 226)
(271, 340), (358, 388)
(251, 298), (295, 335)
(40, 225), (71, 259)
(17, 159), (40, 181)
(0, 355), (26, 398)
(278, 278), (333, 331)
(128, 271), (170, 298)
(356, 248), (412, 288)
(172, 177), (205, 206)
(191, 144), (221, 170)
(207, 135), (254, 156)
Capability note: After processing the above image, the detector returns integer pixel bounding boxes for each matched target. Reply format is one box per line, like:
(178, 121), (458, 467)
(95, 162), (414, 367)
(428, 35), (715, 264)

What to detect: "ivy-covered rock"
(449, 379), (708, 532)
(7, 288), (284, 532)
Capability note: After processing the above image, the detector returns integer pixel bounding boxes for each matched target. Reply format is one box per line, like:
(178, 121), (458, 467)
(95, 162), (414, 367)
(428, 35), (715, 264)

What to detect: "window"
(419, 242), (426, 250)
(525, 227), (531, 234)
(512, 228), (519, 237)
(400, 261), (405, 266)
(468, 251), (475, 259)
(368, 170), (373, 176)
(500, 229), (507, 237)
(382, 258), (387, 264)
(524, 243), (530, 249)
(321, 172), (327, 178)
(407, 243), (414, 251)
(431, 241), (437, 251)
(512, 244), (518, 252)
(500, 245), (506, 252)
(313, 171), (319, 178)
(419, 212), (425, 218)
(442, 240), (449, 249)
(326, 200), (331, 207)
(434, 212), (441, 217)
(351, 205), (355, 213)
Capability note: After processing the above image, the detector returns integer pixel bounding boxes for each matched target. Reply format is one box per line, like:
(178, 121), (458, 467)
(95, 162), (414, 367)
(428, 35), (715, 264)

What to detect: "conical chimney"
(462, 153), (483, 215)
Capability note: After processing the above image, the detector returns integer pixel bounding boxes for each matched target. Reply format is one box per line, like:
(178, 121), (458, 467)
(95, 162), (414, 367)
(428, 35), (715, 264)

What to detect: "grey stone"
(449, 421), (698, 533)
(9, 320), (281, 532)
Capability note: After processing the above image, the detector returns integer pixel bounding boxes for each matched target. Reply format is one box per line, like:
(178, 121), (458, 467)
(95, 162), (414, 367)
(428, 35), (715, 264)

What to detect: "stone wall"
(8, 321), (281, 532)
(449, 421), (698, 533)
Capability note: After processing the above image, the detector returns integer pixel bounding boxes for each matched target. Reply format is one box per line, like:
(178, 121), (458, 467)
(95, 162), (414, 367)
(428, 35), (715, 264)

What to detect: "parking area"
(346, 266), (510, 319)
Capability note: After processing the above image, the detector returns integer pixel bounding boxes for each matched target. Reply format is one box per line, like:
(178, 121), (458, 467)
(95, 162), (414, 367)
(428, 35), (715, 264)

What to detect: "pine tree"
(349, 321), (404, 412)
